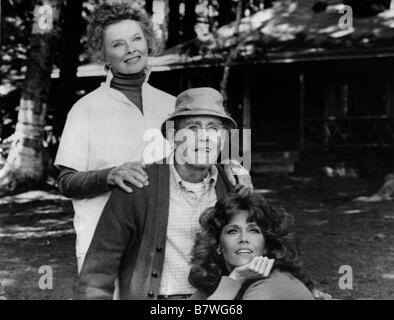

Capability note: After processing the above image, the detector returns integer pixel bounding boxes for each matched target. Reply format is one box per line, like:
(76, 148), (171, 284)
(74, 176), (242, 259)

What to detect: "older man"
(77, 87), (248, 300)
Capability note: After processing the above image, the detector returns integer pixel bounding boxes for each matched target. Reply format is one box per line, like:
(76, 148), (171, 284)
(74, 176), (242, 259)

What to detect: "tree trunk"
(263, 0), (274, 9)
(344, 0), (389, 17)
(0, 0), (59, 194)
(166, 0), (181, 48)
(220, 0), (244, 107)
(53, 0), (83, 138)
(183, 0), (197, 42)
(218, 0), (235, 27)
(145, 0), (153, 15)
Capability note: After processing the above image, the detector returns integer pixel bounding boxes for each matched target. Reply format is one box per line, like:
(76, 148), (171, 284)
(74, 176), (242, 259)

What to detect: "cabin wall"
(149, 59), (394, 176)
(68, 57), (394, 176)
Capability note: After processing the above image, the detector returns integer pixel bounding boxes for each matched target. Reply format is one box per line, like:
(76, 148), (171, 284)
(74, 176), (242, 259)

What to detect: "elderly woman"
(55, 2), (250, 273)
(188, 192), (315, 300)
(55, 2), (176, 271)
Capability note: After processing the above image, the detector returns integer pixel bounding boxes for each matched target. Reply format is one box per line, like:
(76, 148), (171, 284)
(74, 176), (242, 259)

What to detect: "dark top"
(190, 271), (314, 300)
(57, 166), (112, 199)
(110, 69), (145, 112)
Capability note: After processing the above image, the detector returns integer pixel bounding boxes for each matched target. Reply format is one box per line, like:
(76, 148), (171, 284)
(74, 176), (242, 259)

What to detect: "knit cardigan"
(77, 163), (233, 300)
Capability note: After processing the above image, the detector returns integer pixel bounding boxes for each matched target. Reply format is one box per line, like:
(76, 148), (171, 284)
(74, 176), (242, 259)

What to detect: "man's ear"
(219, 129), (230, 152)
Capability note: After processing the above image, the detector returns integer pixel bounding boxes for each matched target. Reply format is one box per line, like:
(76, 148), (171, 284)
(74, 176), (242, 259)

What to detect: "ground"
(0, 176), (393, 300)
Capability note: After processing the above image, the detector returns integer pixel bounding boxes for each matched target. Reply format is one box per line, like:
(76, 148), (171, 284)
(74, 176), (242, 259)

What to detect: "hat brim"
(161, 109), (237, 138)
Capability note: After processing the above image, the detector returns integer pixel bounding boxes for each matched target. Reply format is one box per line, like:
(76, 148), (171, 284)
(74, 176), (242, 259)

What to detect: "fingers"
(228, 160), (253, 187)
(128, 163), (148, 180)
(263, 258), (275, 277)
(249, 256), (275, 278)
(228, 159), (245, 175)
(250, 256), (266, 274)
(252, 256), (267, 274)
(235, 184), (253, 197)
(123, 174), (146, 189)
(230, 256), (274, 283)
(224, 163), (237, 186)
(248, 256), (260, 271)
(115, 178), (133, 193)
(123, 170), (148, 188)
(108, 162), (150, 190)
(236, 174), (254, 189)
(248, 256), (266, 275)
(258, 257), (268, 275)
(123, 163), (149, 185)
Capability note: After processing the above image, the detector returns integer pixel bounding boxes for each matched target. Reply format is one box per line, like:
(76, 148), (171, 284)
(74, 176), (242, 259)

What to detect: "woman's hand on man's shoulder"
(107, 161), (149, 193)
(223, 160), (253, 189)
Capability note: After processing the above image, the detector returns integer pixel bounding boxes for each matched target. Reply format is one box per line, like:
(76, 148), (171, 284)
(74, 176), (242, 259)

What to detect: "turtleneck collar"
(109, 69), (146, 112)
(111, 69), (146, 89)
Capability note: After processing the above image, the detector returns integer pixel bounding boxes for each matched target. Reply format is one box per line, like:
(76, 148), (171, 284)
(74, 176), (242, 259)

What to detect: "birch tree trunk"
(0, 0), (60, 194)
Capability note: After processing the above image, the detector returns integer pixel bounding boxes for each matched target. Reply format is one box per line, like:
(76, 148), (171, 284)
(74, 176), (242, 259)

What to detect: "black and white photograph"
(0, 0), (394, 304)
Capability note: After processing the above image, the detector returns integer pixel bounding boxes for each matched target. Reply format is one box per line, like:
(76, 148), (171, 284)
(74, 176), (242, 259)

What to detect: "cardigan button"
(152, 271), (159, 278)
(148, 291), (155, 298)
(156, 246), (163, 252)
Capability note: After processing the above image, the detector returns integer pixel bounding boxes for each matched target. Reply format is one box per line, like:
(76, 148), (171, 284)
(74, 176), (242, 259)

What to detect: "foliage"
(0, 0), (35, 89)
(166, 0), (394, 65)
(2, 0), (394, 153)
(0, 0), (35, 153)
(0, 0), (102, 89)
(0, 0), (101, 146)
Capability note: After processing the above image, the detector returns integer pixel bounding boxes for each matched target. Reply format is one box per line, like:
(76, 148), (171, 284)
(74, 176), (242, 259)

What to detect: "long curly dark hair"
(188, 192), (312, 297)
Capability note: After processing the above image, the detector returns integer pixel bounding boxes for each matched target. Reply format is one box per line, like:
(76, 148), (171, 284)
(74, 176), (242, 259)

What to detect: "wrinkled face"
(173, 116), (226, 168)
(103, 19), (149, 74)
(220, 211), (266, 272)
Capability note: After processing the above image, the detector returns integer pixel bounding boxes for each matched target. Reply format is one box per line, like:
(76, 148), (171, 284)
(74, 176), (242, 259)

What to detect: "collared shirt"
(159, 164), (219, 295)
(54, 69), (175, 265)
(78, 164), (234, 300)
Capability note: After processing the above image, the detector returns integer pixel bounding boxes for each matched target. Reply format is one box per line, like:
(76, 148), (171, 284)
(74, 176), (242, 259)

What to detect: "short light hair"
(87, 2), (161, 61)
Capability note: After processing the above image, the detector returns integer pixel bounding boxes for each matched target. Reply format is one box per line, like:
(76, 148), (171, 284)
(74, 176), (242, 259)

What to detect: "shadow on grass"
(0, 189), (77, 299)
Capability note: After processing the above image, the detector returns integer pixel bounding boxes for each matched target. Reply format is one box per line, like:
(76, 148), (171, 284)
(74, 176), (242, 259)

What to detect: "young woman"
(189, 193), (314, 300)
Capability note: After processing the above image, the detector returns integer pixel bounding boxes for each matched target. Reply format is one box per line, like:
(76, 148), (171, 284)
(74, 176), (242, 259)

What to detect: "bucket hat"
(161, 87), (237, 136)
